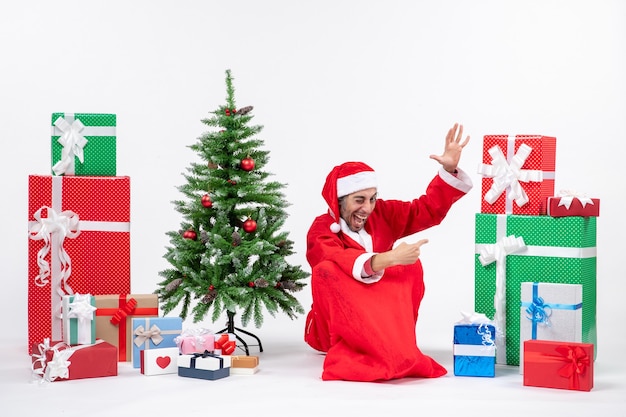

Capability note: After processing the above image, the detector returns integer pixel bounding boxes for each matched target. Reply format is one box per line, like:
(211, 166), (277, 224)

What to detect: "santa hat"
(322, 161), (378, 233)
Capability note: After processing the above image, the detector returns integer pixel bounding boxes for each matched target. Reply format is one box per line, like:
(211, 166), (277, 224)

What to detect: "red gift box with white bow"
(543, 191), (600, 217)
(31, 339), (118, 382)
(27, 175), (131, 352)
(478, 135), (556, 215)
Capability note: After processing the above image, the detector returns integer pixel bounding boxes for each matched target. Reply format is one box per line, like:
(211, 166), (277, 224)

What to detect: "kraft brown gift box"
(230, 355), (259, 368)
(95, 294), (159, 362)
(229, 355), (259, 375)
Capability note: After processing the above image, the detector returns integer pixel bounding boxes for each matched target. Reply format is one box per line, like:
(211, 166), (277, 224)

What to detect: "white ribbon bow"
(31, 338), (53, 374)
(67, 293), (96, 344)
(28, 206), (80, 291)
(31, 339), (103, 383)
(456, 312), (498, 348)
(478, 235), (527, 358)
(456, 311), (493, 325)
(478, 235), (527, 267)
(67, 293), (96, 322)
(31, 338), (72, 383)
(477, 323), (495, 347)
(133, 324), (164, 347)
(45, 349), (73, 381)
(52, 116), (88, 176)
(478, 144), (543, 208)
(52, 117), (88, 175)
(557, 189), (595, 209)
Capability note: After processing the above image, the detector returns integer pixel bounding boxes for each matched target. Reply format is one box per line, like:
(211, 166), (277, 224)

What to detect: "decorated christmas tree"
(156, 70), (308, 347)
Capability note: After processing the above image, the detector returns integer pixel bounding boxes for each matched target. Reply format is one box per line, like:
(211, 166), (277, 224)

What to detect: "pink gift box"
(175, 331), (215, 354)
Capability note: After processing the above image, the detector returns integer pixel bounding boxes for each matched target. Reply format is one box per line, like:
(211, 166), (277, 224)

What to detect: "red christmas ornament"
(227, 179), (237, 185)
(201, 194), (213, 208)
(248, 281), (255, 287)
(209, 285), (214, 290)
(183, 229), (197, 240)
(225, 109), (231, 116)
(242, 218), (257, 233)
(240, 157), (255, 172)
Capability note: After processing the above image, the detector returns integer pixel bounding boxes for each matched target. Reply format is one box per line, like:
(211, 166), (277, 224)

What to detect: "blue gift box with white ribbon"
(453, 323), (496, 377)
(131, 317), (183, 368)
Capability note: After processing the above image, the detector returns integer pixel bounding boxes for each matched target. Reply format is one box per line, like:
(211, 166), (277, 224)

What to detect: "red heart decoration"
(156, 356), (171, 369)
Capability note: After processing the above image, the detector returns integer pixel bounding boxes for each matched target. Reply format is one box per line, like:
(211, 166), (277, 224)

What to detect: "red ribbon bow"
(555, 345), (590, 390)
(110, 297), (137, 325)
(214, 334), (236, 355)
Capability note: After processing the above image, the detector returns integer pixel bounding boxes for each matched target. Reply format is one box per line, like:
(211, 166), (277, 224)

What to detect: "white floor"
(2, 322), (624, 417)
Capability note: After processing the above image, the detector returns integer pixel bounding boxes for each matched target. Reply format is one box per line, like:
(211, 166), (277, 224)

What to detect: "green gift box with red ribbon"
(27, 175), (131, 352)
(474, 213), (596, 366)
(51, 112), (116, 176)
(94, 294), (159, 362)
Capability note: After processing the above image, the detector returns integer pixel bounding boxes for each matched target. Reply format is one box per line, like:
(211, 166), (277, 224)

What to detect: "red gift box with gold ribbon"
(478, 135), (556, 215)
(27, 175), (131, 351)
(523, 340), (593, 391)
(95, 294), (159, 361)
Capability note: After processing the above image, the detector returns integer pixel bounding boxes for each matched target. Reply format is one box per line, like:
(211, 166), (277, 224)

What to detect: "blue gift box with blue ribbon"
(519, 282), (582, 373)
(453, 323), (496, 377)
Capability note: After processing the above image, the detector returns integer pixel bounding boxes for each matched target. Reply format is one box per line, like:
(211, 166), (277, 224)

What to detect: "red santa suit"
(304, 161), (472, 381)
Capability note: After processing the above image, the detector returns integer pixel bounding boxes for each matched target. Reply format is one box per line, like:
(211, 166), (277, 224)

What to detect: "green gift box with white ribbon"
(474, 213), (596, 366)
(51, 112), (116, 176)
(62, 293), (97, 346)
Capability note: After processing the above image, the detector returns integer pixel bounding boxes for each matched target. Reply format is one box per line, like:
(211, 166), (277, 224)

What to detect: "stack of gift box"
(453, 134), (598, 392)
(28, 113), (259, 383)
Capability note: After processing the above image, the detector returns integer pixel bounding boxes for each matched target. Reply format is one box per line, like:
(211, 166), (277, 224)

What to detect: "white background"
(1, 1), (625, 415)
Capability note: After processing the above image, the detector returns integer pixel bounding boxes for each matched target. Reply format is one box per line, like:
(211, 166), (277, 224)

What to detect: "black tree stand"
(215, 310), (263, 356)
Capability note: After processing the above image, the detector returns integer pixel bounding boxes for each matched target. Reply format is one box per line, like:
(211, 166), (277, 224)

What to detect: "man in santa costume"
(304, 123), (473, 381)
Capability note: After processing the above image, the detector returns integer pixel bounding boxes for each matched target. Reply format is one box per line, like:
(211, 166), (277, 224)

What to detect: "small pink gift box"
(175, 329), (215, 354)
